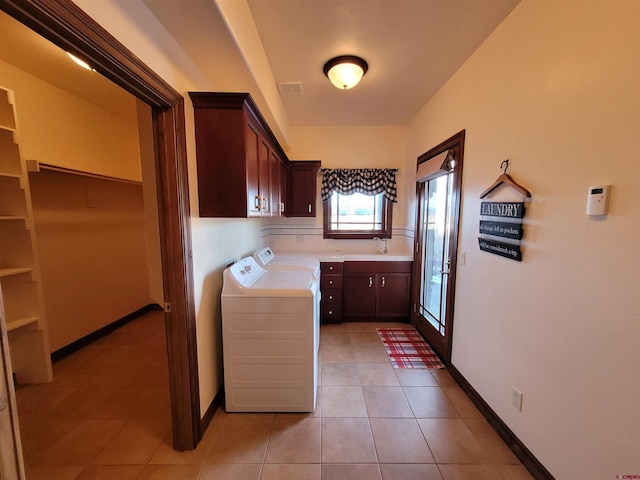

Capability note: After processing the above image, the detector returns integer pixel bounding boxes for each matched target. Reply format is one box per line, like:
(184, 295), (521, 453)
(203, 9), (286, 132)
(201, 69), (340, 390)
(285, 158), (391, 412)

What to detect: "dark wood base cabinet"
(320, 262), (343, 323)
(343, 261), (412, 321)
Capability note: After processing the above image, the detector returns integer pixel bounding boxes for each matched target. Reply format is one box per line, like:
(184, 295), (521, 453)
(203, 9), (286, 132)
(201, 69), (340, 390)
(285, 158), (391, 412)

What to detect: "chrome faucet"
(372, 237), (389, 254)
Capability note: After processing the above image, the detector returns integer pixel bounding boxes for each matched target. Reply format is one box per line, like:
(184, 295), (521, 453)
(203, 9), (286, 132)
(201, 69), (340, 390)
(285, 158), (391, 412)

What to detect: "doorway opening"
(0, 0), (199, 453)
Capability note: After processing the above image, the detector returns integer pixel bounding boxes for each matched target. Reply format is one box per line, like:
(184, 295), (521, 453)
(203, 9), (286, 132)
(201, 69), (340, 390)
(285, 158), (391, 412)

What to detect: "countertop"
(276, 249), (413, 263)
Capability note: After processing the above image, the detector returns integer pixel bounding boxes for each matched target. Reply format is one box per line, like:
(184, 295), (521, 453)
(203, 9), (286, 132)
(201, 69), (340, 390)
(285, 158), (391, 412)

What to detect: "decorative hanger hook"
(500, 159), (509, 174)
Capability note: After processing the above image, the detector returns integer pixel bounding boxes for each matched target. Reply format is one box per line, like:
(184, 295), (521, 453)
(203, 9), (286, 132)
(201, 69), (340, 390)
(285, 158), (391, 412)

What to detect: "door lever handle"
(442, 258), (451, 275)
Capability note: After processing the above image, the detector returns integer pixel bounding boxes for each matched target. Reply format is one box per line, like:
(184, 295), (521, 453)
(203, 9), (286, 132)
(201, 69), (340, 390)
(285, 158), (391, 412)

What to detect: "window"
(320, 168), (398, 239)
(323, 191), (393, 239)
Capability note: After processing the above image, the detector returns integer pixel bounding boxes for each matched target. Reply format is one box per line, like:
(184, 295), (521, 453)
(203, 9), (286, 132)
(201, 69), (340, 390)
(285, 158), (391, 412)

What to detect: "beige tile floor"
(16, 312), (534, 480)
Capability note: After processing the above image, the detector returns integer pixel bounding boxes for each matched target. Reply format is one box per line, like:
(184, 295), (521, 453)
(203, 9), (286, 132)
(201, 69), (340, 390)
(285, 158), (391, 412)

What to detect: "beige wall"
(0, 59), (141, 182)
(29, 170), (151, 351)
(405, 1), (640, 478)
(289, 126), (409, 220)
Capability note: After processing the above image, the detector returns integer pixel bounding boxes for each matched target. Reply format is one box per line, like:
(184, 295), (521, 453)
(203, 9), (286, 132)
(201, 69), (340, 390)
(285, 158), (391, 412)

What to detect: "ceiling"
(0, 0), (521, 128)
(244, 0), (521, 126)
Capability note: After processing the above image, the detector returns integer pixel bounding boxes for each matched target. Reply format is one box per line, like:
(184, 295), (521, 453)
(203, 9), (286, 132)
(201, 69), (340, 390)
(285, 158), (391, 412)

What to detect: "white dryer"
(221, 256), (319, 412)
(253, 247), (320, 279)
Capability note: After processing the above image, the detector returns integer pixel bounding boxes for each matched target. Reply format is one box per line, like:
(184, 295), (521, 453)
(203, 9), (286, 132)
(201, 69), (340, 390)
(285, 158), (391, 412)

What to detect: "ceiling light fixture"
(66, 52), (95, 71)
(323, 55), (368, 90)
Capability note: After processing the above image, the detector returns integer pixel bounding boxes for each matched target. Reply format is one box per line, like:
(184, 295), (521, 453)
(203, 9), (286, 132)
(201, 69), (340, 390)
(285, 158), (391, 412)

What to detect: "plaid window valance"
(320, 168), (399, 203)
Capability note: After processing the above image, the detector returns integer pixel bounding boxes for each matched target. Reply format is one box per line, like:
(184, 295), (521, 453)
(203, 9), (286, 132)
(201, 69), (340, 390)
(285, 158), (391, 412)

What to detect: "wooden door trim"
(0, 0), (200, 450)
(413, 130), (465, 363)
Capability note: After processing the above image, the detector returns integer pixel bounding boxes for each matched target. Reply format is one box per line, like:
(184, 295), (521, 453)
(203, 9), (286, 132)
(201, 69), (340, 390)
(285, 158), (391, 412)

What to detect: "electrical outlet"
(512, 387), (523, 411)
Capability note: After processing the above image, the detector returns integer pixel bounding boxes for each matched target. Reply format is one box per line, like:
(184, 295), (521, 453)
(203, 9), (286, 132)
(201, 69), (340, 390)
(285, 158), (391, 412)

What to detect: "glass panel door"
(418, 173), (453, 336)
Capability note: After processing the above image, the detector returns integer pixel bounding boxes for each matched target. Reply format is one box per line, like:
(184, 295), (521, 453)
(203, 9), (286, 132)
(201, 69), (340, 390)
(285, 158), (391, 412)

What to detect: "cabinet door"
(279, 160), (286, 215)
(288, 163), (318, 217)
(245, 121), (261, 216)
(258, 138), (271, 215)
(270, 150), (282, 217)
(343, 273), (376, 318)
(376, 273), (411, 318)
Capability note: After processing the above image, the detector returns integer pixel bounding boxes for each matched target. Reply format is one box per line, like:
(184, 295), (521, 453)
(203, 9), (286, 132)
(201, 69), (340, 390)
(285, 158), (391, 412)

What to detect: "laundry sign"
(478, 164), (531, 262)
(478, 238), (522, 262)
(479, 201), (525, 219)
(479, 202), (526, 262)
(479, 220), (523, 240)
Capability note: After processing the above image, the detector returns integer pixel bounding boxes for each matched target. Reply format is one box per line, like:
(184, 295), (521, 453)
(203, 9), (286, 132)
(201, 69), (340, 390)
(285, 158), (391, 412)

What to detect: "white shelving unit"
(0, 86), (52, 383)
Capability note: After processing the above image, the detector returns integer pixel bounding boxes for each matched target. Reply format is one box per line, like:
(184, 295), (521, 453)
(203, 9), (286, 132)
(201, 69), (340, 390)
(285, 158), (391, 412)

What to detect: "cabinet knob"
(329, 295), (333, 300)
(308, 204), (312, 213)
(329, 310), (333, 315)
(381, 276), (386, 287)
(329, 280), (333, 285)
(369, 277), (373, 288)
(329, 266), (333, 270)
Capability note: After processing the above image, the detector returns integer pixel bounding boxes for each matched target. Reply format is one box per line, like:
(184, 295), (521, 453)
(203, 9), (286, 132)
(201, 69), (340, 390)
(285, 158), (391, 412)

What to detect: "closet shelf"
(0, 172), (22, 179)
(29, 161), (142, 185)
(0, 85), (52, 383)
(6, 316), (40, 332)
(0, 267), (33, 278)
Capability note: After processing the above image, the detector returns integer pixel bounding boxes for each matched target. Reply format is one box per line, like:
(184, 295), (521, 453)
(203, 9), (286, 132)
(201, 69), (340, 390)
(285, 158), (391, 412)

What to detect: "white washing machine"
(253, 247), (321, 279)
(253, 248), (321, 354)
(221, 256), (319, 412)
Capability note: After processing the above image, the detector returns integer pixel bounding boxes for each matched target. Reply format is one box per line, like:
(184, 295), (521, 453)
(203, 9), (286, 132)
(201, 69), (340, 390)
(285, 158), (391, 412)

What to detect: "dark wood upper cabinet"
(189, 92), (320, 218)
(287, 161), (320, 217)
(189, 92), (287, 218)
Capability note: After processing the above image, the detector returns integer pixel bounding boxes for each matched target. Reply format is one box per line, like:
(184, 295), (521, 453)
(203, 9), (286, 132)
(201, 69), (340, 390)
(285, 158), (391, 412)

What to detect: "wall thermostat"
(586, 185), (611, 216)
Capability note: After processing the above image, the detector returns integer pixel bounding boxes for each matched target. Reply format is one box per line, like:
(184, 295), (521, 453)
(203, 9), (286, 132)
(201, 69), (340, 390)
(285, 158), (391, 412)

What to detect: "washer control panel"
(227, 256), (266, 287)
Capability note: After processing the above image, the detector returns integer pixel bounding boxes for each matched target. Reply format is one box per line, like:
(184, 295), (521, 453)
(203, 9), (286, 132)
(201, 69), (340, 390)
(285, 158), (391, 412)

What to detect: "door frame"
(0, 0), (200, 450)
(412, 130), (465, 363)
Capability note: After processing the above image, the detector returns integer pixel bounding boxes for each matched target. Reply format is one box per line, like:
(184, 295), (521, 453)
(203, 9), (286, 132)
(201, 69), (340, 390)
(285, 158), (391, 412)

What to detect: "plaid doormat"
(377, 327), (445, 369)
